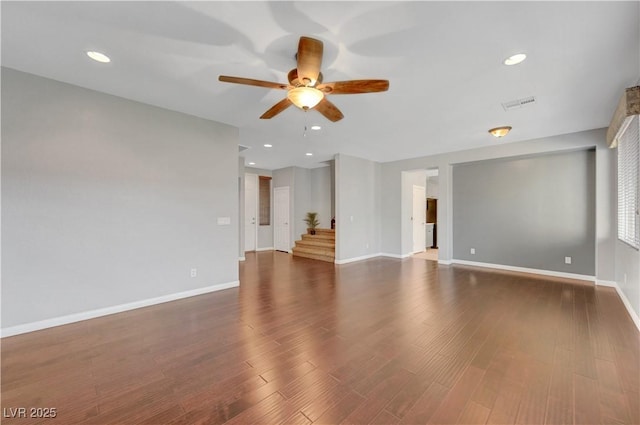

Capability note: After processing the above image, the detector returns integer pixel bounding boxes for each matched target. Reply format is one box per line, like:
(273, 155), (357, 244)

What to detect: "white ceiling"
(2, 1), (639, 170)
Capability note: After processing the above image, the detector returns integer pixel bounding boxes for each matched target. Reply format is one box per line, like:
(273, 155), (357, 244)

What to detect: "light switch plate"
(217, 217), (231, 225)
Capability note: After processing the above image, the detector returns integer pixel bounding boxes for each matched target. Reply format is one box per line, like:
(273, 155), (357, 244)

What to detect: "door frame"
(273, 186), (291, 252)
(244, 173), (258, 252)
(412, 184), (426, 253)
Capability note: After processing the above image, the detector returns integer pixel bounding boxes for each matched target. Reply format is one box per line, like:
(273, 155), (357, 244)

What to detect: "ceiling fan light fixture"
(488, 126), (512, 138)
(287, 87), (324, 110)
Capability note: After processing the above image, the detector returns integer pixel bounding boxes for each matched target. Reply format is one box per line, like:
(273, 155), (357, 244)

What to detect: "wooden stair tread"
(292, 250), (335, 263)
(295, 239), (335, 249)
(292, 246), (335, 256)
(301, 234), (335, 241)
(292, 228), (336, 264)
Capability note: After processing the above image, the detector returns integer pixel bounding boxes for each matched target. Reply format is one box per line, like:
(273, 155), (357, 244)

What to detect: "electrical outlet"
(190, 268), (197, 278)
(470, 248), (475, 255)
(564, 257), (572, 264)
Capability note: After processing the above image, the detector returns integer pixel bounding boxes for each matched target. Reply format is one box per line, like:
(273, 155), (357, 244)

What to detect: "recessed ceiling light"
(503, 53), (526, 66)
(305, 153), (313, 156)
(488, 126), (512, 138)
(86, 51), (111, 63)
(248, 162), (256, 165)
(263, 144), (272, 148)
(311, 125), (321, 130)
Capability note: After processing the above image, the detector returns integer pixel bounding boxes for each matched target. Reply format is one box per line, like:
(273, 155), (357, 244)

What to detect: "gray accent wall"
(452, 149), (596, 275)
(335, 154), (381, 261)
(2, 68), (239, 329)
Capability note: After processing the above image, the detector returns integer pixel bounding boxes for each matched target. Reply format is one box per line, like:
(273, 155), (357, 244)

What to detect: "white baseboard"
(597, 280), (640, 332)
(451, 259), (596, 282)
(438, 259), (452, 265)
(0, 280), (240, 338)
(335, 253), (380, 264)
(379, 252), (411, 259)
(255, 247), (274, 252)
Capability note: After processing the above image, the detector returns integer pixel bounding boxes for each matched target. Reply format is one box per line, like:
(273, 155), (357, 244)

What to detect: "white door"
(274, 186), (290, 252)
(412, 185), (426, 253)
(244, 173), (258, 252)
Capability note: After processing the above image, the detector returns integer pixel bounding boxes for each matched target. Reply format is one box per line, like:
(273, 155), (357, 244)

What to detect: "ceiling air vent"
(238, 144), (250, 153)
(502, 96), (536, 111)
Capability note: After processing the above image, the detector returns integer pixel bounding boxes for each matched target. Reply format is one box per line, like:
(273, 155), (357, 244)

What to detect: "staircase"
(292, 228), (335, 263)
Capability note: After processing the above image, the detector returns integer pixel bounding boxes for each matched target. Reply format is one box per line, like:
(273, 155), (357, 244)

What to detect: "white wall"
(273, 167), (295, 249)
(245, 167), (273, 250)
(426, 175), (439, 198)
(293, 167), (311, 242)
(2, 68), (240, 332)
(310, 166), (333, 228)
(271, 165), (333, 249)
(238, 158), (245, 258)
(335, 154), (381, 262)
(615, 241), (640, 327)
(401, 170), (428, 255)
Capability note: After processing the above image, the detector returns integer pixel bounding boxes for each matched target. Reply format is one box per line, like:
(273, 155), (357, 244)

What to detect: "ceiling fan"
(218, 36), (389, 122)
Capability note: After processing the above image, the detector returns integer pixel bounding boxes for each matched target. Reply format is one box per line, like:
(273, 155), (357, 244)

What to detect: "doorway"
(274, 186), (291, 252)
(424, 169), (439, 260)
(412, 185), (426, 253)
(244, 173), (258, 252)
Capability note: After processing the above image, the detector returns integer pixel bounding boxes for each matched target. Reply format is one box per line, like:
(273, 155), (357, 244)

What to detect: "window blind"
(259, 176), (272, 225)
(618, 114), (639, 249)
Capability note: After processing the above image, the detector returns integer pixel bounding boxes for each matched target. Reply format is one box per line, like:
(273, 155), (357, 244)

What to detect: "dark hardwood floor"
(1, 251), (638, 424)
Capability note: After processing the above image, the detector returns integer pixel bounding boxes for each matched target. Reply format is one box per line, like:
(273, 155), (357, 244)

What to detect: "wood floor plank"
(428, 365), (485, 424)
(1, 252), (638, 425)
(457, 400), (491, 425)
(399, 381), (450, 425)
(574, 373), (602, 425)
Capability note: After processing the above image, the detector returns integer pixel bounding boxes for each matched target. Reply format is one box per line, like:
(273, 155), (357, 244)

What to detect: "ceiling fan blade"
(260, 98), (293, 119)
(314, 98), (344, 122)
(317, 80), (389, 94)
(219, 75), (290, 90)
(297, 37), (323, 86)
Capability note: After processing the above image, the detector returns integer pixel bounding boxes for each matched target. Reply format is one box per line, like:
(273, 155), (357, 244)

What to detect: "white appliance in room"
(425, 223), (434, 248)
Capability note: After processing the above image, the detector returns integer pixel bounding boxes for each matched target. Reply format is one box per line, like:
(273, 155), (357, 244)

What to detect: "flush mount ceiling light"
(305, 152), (313, 156)
(263, 144), (272, 148)
(86, 51), (111, 63)
(287, 87), (324, 110)
(248, 162), (256, 165)
(311, 125), (322, 130)
(504, 53), (526, 66)
(488, 126), (512, 138)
